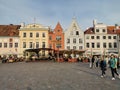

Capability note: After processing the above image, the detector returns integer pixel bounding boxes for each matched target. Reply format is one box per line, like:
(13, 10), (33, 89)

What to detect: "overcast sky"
(0, 0), (120, 30)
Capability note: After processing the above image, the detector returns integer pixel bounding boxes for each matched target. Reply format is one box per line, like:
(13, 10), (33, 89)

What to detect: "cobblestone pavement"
(0, 62), (120, 90)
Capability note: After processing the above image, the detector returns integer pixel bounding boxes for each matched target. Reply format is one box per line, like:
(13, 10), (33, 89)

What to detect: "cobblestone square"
(0, 62), (120, 90)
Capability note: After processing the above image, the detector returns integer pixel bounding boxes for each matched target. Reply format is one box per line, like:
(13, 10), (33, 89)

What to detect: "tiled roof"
(107, 26), (115, 31)
(107, 26), (119, 34)
(0, 24), (20, 36)
(116, 29), (120, 34)
(84, 27), (94, 34)
(84, 26), (120, 34)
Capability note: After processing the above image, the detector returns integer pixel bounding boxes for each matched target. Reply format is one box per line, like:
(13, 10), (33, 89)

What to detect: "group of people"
(89, 55), (120, 80)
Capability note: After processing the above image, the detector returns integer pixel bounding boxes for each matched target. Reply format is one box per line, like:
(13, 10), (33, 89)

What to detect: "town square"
(0, 61), (120, 90)
(0, 0), (120, 90)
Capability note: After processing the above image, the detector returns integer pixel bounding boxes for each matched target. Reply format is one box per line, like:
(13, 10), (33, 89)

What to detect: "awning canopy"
(25, 48), (53, 53)
(58, 50), (86, 54)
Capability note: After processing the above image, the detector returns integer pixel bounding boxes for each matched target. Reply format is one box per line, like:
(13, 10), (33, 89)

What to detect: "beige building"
(19, 23), (49, 56)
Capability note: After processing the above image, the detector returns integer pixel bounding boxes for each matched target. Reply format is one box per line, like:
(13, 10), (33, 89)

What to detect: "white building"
(84, 20), (118, 56)
(65, 18), (84, 50)
(0, 25), (20, 56)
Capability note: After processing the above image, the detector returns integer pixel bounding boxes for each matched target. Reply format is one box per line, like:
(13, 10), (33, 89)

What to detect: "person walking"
(90, 56), (95, 68)
(109, 55), (120, 80)
(89, 56), (92, 68)
(100, 57), (107, 78)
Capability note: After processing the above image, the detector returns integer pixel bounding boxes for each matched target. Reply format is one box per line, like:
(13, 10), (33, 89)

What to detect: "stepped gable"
(54, 22), (63, 33)
(0, 24), (20, 36)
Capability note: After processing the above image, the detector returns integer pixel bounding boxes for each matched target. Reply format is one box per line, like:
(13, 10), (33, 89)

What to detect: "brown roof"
(84, 27), (95, 34)
(84, 26), (120, 34)
(107, 26), (119, 34)
(107, 26), (115, 31)
(116, 29), (120, 34)
(0, 24), (20, 36)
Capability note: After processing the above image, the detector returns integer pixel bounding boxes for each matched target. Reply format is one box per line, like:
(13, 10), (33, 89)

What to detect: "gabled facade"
(65, 18), (84, 50)
(48, 22), (64, 50)
(19, 23), (49, 56)
(84, 20), (118, 56)
(0, 24), (21, 56)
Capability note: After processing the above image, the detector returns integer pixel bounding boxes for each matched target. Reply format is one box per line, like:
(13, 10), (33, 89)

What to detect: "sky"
(0, 0), (120, 30)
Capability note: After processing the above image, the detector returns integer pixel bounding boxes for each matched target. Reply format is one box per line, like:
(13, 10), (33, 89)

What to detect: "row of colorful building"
(0, 18), (120, 57)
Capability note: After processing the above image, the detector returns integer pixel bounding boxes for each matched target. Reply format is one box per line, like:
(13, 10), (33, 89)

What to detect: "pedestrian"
(90, 56), (95, 68)
(99, 57), (107, 78)
(109, 55), (120, 80)
(104, 56), (109, 67)
(95, 56), (99, 68)
(89, 56), (92, 68)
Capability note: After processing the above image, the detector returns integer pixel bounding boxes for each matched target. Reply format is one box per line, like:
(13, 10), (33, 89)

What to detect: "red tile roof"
(0, 24), (20, 36)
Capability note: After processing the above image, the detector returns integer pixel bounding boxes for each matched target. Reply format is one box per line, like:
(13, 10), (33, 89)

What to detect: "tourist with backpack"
(109, 55), (120, 80)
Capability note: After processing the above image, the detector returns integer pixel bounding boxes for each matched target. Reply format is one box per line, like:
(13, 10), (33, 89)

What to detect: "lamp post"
(91, 48), (93, 56)
(57, 40), (60, 61)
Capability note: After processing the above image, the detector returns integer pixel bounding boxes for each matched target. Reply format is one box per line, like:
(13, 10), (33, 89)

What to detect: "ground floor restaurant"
(24, 48), (86, 62)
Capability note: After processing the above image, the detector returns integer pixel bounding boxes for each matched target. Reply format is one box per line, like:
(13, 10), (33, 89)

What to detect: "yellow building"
(19, 23), (49, 57)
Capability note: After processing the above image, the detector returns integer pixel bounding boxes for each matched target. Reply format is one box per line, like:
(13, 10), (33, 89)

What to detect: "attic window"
(76, 31), (79, 35)
(58, 30), (60, 32)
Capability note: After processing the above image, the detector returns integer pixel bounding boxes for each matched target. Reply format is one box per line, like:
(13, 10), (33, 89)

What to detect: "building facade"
(0, 25), (20, 56)
(48, 22), (64, 50)
(84, 20), (118, 56)
(65, 18), (84, 50)
(19, 23), (49, 56)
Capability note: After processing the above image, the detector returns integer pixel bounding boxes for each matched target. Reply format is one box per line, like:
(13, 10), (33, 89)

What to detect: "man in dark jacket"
(100, 57), (107, 77)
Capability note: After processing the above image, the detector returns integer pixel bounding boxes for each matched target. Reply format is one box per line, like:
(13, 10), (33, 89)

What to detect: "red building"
(48, 22), (64, 50)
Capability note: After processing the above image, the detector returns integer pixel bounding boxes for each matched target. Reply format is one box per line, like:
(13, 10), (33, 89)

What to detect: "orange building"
(48, 22), (64, 50)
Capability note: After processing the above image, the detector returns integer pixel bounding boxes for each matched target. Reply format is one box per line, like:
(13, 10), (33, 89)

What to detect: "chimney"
(115, 24), (119, 29)
(21, 22), (25, 27)
(93, 19), (97, 26)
